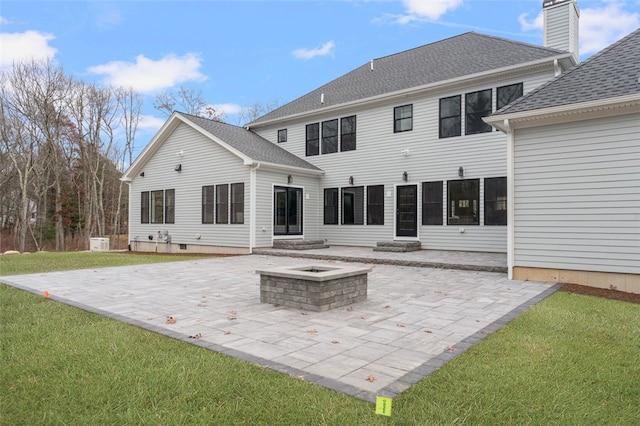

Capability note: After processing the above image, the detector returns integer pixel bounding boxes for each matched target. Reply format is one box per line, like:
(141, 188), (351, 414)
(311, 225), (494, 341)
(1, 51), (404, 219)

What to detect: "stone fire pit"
(256, 264), (371, 312)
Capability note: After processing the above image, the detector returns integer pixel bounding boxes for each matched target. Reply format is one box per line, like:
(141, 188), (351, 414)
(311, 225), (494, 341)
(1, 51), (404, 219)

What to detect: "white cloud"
(292, 41), (335, 60)
(0, 30), (57, 68)
(88, 53), (207, 93)
(138, 114), (167, 133)
(519, 1), (639, 57)
(0, 16), (10, 25)
(580, 1), (639, 55)
(396, 0), (463, 23)
(212, 103), (243, 115)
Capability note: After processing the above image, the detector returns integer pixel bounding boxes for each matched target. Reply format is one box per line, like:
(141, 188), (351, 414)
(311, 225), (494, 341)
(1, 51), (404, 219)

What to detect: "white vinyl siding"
(513, 114), (640, 274)
(252, 70), (555, 251)
(129, 123), (250, 248)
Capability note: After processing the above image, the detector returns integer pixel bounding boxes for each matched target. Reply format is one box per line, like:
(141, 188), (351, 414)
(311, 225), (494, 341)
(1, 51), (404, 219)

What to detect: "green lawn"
(1, 253), (639, 425)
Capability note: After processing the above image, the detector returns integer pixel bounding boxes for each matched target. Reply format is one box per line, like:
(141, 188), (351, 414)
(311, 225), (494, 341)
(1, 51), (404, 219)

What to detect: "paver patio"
(1, 250), (557, 402)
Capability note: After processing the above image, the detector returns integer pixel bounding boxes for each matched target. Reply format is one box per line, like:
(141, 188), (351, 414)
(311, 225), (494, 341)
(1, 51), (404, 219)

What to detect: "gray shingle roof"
(494, 28), (640, 115)
(250, 32), (567, 125)
(178, 113), (321, 171)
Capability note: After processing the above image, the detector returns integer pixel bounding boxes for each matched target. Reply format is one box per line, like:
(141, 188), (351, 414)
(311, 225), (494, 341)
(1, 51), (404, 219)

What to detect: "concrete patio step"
(272, 239), (329, 250)
(373, 241), (422, 252)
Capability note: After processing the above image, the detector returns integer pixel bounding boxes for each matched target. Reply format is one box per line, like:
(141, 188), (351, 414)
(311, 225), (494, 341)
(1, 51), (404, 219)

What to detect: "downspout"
(249, 163), (260, 253)
(504, 119), (515, 280)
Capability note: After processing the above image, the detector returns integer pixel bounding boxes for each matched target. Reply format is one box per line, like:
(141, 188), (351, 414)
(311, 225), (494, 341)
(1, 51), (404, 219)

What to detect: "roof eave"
(248, 54), (573, 129)
(485, 93), (640, 132)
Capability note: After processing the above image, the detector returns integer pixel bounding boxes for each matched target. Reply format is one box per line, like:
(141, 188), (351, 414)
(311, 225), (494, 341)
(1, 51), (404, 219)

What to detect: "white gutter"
(248, 55), (573, 129)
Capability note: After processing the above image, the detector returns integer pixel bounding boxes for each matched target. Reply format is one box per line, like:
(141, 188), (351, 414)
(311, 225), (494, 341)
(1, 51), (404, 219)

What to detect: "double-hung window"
(141, 191), (150, 224)
(322, 119), (338, 154)
(394, 104), (413, 133)
(439, 95), (461, 138)
(447, 179), (479, 225)
(342, 187), (364, 225)
(230, 183), (244, 224)
(202, 185), (215, 224)
(340, 116), (356, 151)
(324, 188), (339, 225)
(277, 129), (287, 143)
(151, 190), (164, 224)
(422, 181), (443, 225)
(164, 189), (175, 224)
(367, 185), (384, 225)
(484, 177), (507, 225)
(306, 123), (319, 156)
(216, 184), (229, 224)
(465, 89), (492, 135)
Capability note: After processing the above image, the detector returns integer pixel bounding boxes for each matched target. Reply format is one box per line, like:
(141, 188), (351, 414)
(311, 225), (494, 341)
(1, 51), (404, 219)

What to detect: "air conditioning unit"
(157, 230), (171, 243)
(90, 237), (110, 252)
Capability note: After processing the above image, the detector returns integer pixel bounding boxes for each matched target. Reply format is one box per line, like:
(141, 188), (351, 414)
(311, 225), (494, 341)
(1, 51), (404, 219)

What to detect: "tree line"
(1, 60), (142, 252)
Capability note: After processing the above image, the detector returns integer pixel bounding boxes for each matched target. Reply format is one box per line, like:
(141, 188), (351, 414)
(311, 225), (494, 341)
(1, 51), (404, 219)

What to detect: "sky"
(1, 0), (639, 157)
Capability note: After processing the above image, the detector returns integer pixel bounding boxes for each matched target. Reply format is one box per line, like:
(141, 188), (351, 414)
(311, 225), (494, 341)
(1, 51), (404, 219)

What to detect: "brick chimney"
(543, 0), (580, 63)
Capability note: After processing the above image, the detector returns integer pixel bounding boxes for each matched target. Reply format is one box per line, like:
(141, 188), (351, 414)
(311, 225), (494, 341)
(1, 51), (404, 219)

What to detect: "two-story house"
(122, 0), (580, 256)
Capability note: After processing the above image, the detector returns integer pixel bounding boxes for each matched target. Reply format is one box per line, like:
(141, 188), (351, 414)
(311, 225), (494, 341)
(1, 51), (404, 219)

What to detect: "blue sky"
(2, 0), (639, 155)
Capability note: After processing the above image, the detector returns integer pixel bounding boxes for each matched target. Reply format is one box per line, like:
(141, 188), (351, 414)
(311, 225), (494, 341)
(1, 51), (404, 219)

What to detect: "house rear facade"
(122, 0), (580, 255)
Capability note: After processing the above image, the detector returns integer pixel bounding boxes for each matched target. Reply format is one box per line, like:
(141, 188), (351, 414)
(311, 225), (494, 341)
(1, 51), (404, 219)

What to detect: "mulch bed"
(559, 283), (640, 305)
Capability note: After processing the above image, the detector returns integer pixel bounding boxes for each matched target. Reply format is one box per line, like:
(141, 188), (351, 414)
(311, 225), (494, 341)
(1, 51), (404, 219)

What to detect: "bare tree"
(153, 86), (224, 121)
(238, 99), (280, 126)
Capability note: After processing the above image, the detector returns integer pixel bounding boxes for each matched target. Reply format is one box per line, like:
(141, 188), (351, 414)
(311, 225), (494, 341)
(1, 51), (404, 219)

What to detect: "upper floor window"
(341, 116), (356, 151)
(497, 83), (523, 110)
(322, 119), (339, 154)
(484, 177), (507, 226)
(465, 89), (492, 135)
(448, 179), (479, 225)
(394, 104), (413, 133)
(324, 188), (339, 225)
(439, 95), (461, 138)
(306, 123), (319, 156)
(277, 129), (287, 143)
(422, 181), (443, 225)
(367, 185), (384, 225)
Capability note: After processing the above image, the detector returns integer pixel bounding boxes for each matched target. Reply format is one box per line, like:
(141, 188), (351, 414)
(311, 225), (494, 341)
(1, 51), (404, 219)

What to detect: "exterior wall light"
(349, 176), (354, 185)
(175, 164), (182, 172)
(402, 171), (408, 181)
(287, 175), (293, 184)
(139, 172), (145, 177)
(458, 166), (464, 177)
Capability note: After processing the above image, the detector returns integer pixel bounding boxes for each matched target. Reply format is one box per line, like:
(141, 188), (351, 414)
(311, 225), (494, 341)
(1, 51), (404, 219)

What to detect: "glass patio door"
(274, 186), (303, 235)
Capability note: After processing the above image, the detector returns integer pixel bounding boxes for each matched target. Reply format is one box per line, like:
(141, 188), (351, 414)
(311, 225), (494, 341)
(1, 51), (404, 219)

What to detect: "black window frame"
(321, 119), (339, 154)
(422, 181), (443, 225)
(366, 185), (384, 225)
(484, 177), (507, 226)
(341, 186), (364, 225)
(497, 83), (523, 110)
(323, 188), (339, 225)
(151, 190), (164, 224)
(277, 129), (287, 143)
(164, 189), (175, 224)
(230, 182), (244, 224)
(340, 115), (356, 152)
(141, 191), (150, 224)
(439, 95), (461, 138)
(465, 89), (493, 135)
(394, 104), (413, 133)
(202, 185), (215, 224)
(447, 179), (480, 225)
(216, 184), (229, 224)
(305, 123), (319, 156)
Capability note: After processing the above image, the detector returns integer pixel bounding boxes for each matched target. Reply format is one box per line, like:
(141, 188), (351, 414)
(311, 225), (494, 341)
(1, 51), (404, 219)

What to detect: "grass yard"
(1, 252), (639, 424)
